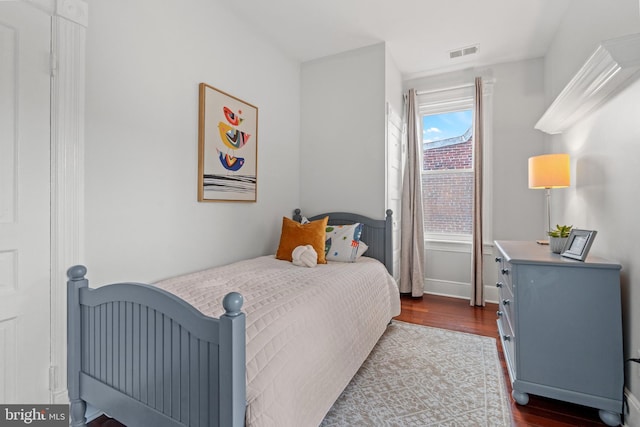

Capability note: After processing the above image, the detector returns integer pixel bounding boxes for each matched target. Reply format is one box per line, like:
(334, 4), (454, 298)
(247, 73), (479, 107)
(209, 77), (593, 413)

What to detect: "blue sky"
(423, 110), (472, 143)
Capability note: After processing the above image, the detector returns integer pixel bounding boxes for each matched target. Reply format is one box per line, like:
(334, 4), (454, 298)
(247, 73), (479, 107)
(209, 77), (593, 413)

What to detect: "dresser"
(494, 241), (623, 426)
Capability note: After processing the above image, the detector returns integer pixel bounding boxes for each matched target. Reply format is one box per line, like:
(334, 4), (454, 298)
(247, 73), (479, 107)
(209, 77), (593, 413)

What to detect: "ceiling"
(225, 0), (573, 79)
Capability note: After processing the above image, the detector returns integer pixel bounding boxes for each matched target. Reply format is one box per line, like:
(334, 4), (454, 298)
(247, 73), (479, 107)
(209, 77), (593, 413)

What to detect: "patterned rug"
(321, 321), (513, 426)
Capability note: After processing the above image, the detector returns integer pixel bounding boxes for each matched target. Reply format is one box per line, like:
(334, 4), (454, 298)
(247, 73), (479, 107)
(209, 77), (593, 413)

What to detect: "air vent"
(463, 46), (478, 55)
(449, 45), (479, 59)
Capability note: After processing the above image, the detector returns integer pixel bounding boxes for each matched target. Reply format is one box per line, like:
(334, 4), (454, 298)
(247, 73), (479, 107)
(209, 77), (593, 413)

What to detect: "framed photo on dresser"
(561, 229), (597, 261)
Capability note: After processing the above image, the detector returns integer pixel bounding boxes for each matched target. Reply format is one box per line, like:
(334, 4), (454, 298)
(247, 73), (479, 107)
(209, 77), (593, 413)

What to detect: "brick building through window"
(422, 111), (473, 236)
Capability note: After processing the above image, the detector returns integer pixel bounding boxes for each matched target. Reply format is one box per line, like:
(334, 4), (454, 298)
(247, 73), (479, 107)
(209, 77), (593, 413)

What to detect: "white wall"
(85, 0), (301, 284)
(542, 0), (640, 418)
(544, 0), (640, 101)
(492, 58), (550, 242)
(404, 57), (548, 300)
(300, 43), (387, 218)
(385, 50), (404, 119)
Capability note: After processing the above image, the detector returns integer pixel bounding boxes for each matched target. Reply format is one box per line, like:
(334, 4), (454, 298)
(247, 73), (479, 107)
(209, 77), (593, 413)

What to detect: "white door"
(0, 2), (51, 403)
(386, 103), (403, 283)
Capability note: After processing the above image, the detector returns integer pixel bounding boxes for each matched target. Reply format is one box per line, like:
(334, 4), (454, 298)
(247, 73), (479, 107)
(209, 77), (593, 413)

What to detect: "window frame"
(420, 92), (474, 242)
(417, 83), (493, 246)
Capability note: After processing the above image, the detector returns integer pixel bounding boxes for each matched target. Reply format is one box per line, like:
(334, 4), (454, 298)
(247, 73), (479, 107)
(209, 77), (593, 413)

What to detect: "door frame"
(385, 102), (403, 283)
(28, 0), (87, 404)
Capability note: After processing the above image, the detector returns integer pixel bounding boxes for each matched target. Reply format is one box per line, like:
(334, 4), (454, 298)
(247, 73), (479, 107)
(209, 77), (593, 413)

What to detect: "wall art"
(198, 83), (258, 202)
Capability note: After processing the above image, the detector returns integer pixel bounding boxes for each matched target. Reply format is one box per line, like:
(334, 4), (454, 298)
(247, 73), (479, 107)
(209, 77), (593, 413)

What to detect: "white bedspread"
(156, 255), (400, 427)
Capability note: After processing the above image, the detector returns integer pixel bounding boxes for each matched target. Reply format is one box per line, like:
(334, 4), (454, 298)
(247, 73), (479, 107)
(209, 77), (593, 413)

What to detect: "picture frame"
(561, 229), (597, 261)
(198, 83), (258, 202)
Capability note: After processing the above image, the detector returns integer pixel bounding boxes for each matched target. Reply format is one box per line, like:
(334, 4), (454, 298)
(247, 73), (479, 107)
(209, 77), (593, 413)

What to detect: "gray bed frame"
(67, 209), (393, 427)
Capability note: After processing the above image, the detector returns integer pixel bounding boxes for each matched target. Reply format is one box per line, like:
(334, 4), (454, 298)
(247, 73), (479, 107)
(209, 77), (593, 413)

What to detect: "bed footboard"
(67, 266), (246, 427)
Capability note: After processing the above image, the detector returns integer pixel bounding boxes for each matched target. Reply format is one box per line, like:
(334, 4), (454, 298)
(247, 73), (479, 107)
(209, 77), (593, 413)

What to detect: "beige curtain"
(471, 77), (484, 306)
(400, 89), (425, 297)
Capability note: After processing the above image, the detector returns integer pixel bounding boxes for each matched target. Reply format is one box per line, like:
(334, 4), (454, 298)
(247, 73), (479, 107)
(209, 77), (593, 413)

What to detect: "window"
(422, 110), (473, 237)
(417, 87), (476, 242)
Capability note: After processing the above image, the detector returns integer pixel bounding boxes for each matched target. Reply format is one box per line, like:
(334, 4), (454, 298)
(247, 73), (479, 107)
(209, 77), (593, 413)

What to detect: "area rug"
(321, 321), (513, 426)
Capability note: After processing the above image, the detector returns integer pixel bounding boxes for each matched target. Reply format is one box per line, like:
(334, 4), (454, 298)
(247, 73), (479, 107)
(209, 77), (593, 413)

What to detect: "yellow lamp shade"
(528, 154), (570, 189)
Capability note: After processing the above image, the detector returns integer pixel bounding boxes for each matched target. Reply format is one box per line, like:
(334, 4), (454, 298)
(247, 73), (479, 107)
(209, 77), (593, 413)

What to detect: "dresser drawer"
(497, 282), (514, 329)
(497, 315), (516, 383)
(494, 255), (513, 292)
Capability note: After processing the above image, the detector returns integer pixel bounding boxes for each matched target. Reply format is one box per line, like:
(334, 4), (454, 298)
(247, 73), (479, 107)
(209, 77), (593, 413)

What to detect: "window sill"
(425, 238), (493, 254)
(425, 233), (471, 242)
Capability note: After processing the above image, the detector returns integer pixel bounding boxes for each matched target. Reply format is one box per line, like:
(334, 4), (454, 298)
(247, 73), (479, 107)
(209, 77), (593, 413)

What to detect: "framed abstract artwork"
(198, 83), (258, 202)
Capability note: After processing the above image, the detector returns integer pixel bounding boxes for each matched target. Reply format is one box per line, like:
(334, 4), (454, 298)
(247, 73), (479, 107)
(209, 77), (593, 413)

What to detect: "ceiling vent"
(449, 45), (479, 59)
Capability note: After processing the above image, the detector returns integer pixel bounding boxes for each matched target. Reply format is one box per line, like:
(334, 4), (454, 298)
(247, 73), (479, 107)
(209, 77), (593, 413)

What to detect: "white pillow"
(325, 223), (364, 262)
(356, 241), (368, 258)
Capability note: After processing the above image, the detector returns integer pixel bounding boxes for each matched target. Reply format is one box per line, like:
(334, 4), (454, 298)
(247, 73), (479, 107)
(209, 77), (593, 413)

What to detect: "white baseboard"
(52, 388), (69, 404)
(424, 278), (468, 299)
(626, 388), (640, 427)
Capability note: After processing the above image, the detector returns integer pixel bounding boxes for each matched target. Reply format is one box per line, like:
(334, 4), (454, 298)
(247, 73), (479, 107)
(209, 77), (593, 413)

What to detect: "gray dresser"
(494, 240), (623, 426)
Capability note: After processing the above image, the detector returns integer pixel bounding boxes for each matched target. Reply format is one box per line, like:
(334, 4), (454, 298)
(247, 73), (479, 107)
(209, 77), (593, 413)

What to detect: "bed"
(67, 209), (400, 427)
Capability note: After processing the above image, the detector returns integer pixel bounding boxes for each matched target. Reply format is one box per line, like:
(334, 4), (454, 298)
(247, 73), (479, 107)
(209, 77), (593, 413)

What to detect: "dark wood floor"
(89, 294), (609, 427)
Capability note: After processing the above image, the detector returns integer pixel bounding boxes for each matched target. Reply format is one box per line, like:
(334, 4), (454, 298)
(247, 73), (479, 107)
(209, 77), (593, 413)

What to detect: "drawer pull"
(502, 299), (510, 305)
(496, 282), (503, 288)
(495, 256), (502, 263)
(501, 268), (509, 275)
(502, 334), (512, 342)
(497, 310), (503, 317)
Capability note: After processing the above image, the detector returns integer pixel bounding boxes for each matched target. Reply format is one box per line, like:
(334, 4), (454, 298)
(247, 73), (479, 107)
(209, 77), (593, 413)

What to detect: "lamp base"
(536, 239), (550, 245)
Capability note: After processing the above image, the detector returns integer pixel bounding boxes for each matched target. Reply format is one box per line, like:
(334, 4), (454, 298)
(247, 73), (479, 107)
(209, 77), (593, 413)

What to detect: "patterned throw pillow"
(325, 223), (363, 262)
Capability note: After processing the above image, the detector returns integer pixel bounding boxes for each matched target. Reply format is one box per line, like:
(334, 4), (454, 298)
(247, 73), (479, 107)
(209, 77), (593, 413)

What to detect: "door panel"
(0, 2), (51, 403)
(386, 103), (403, 283)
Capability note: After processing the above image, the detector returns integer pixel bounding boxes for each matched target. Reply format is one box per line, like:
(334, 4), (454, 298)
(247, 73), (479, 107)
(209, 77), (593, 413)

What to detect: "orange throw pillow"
(275, 216), (328, 264)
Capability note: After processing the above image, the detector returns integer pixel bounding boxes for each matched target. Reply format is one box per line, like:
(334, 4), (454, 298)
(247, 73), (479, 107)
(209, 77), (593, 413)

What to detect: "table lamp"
(528, 153), (570, 244)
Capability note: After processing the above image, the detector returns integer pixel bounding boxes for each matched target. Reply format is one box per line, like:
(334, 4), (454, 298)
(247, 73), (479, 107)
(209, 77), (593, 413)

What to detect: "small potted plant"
(548, 224), (572, 254)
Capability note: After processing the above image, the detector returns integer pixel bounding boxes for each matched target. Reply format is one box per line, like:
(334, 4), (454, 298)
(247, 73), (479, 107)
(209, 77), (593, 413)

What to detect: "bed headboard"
(293, 208), (393, 275)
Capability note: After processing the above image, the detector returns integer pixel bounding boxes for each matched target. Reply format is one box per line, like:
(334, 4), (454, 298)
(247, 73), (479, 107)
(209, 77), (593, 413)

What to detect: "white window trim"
(425, 232), (472, 243)
(418, 79), (494, 246)
(422, 168), (473, 175)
